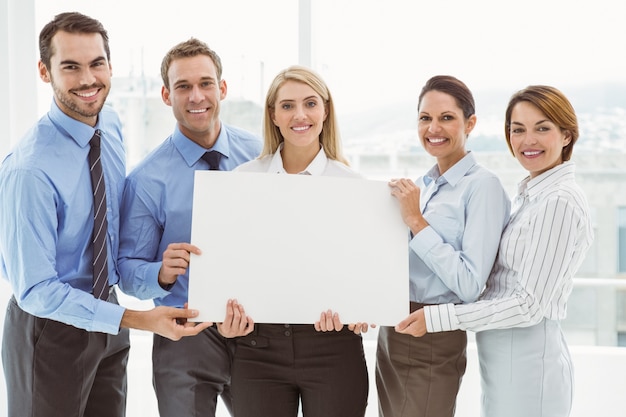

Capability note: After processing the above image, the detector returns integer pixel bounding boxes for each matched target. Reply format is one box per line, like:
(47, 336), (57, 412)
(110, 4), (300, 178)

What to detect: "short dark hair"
(39, 12), (110, 69)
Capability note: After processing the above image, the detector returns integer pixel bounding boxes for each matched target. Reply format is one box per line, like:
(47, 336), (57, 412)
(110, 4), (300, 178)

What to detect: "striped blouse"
(424, 161), (594, 332)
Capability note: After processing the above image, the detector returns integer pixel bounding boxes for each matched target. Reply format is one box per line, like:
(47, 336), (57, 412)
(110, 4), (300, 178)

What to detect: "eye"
(510, 127), (525, 134)
(176, 84), (190, 90)
(418, 115), (431, 122)
(537, 125), (551, 132)
(281, 103), (292, 110)
(306, 100), (317, 108)
(442, 115), (454, 121)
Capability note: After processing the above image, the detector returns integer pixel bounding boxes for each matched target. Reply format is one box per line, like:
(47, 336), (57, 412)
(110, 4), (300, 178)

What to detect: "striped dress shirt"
(425, 161), (593, 332)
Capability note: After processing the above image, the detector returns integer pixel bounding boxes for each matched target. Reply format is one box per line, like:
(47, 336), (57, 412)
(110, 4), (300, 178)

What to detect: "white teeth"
(189, 109), (207, 114)
(76, 90), (97, 98)
(523, 150), (542, 156)
(292, 126), (309, 131)
(428, 137), (446, 144)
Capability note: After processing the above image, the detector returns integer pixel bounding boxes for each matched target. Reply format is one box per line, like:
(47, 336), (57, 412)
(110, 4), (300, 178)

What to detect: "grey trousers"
(376, 303), (467, 417)
(2, 292), (130, 417)
(152, 325), (234, 417)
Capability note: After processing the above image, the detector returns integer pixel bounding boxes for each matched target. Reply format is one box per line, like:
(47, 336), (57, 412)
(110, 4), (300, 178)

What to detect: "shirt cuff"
(409, 225), (441, 258)
(423, 303), (460, 333)
(93, 300), (126, 335)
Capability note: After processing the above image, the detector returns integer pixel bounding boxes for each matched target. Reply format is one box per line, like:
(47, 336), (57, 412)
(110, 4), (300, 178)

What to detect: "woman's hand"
(314, 309), (343, 332)
(389, 179), (429, 235)
(394, 308), (427, 337)
(216, 299), (254, 338)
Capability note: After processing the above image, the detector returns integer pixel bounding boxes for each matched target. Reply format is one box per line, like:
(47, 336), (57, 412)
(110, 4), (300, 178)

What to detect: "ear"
(219, 79), (227, 100)
(562, 130), (572, 147)
(161, 85), (172, 106)
(38, 60), (50, 83)
(465, 114), (477, 135)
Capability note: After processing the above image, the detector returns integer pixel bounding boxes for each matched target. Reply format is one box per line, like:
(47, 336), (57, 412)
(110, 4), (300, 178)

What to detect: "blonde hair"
(262, 65), (348, 164)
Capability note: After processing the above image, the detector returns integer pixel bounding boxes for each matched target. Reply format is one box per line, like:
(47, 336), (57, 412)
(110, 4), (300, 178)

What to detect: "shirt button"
(284, 324), (290, 328)
(250, 340), (257, 346)
(284, 331), (291, 337)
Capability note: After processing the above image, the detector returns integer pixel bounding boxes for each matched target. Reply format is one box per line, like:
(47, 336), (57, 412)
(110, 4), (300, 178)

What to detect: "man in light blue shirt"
(118, 38), (261, 417)
(0, 13), (209, 417)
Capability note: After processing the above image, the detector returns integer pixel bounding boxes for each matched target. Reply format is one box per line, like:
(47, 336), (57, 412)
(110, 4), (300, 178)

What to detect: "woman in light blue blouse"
(375, 75), (511, 417)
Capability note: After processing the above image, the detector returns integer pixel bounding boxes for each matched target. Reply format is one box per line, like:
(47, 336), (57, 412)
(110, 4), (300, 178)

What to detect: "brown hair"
(160, 38), (223, 89)
(39, 12), (110, 69)
(504, 85), (579, 161)
(418, 75), (476, 119)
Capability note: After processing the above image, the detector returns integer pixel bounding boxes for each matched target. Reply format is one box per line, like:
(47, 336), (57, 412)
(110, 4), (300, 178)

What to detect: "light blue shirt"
(118, 123), (262, 307)
(0, 100), (126, 334)
(409, 152), (510, 304)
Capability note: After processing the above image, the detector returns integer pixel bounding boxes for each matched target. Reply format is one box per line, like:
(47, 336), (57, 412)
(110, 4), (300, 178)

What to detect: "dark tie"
(88, 130), (109, 300)
(201, 151), (222, 170)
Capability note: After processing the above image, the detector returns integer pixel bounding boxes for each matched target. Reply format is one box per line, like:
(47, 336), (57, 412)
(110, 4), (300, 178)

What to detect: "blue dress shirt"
(0, 100), (126, 334)
(409, 152), (511, 304)
(118, 123), (262, 307)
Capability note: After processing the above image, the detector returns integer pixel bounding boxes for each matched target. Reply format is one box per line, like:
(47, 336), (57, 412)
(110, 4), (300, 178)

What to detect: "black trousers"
(2, 292), (130, 417)
(231, 324), (369, 417)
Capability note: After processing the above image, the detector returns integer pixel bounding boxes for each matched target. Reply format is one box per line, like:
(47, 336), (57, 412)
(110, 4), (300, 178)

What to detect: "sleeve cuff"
(423, 303), (460, 333)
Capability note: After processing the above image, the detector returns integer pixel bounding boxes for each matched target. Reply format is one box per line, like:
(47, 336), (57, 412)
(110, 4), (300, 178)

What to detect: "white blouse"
(425, 161), (594, 332)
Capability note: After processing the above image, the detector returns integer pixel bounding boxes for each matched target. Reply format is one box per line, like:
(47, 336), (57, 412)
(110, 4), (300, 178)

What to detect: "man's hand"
(121, 305), (212, 341)
(158, 243), (201, 288)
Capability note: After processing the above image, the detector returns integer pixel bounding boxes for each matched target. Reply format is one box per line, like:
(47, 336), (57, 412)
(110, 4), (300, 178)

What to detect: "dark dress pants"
(152, 325), (234, 417)
(2, 292), (130, 417)
(376, 302), (467, 417)
(231, 324), (369, 417)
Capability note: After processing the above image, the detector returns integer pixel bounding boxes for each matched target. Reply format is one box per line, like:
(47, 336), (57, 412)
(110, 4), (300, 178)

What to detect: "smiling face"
(509, 101), (572, 178)
(39, 31), (112, 127)
(162, 54), (227, 148)
(271, 80), (327, 156)
(418, 90), (476, 173)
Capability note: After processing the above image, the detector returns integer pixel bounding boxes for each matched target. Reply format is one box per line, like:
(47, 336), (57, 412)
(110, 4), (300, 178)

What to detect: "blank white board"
(188, 171), (409, 325)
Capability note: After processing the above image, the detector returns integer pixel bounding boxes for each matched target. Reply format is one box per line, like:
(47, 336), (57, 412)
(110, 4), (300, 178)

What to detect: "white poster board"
(188, 171), (408, 325)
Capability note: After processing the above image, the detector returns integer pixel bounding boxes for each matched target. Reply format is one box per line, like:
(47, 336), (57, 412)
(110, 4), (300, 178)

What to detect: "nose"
(293, 104), (306, 119)
(79, 67), (97, 86)
(189, 85), (203, 102)
(522, 131), (538, 145)
(427, 119), (441, 133)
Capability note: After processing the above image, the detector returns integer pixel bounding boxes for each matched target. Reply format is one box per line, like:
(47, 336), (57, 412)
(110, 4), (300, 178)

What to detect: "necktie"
(201, 151), (222, 170)
(88, 130), (109, 300)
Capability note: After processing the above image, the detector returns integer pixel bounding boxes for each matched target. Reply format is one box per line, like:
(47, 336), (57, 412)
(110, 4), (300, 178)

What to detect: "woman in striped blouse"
(397, 85), (594, 416)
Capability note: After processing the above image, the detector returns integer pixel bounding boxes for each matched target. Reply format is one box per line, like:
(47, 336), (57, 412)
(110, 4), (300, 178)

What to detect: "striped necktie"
(88, 130), (109, 300)
(201, 150), (222, 170)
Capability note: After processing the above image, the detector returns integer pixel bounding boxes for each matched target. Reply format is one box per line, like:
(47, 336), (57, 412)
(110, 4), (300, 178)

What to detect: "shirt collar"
(519, 161), (576, 200)
(424, 151), (477, 187)
(172, 123), (229, 167)
(267, 143), (328, 175)
(48, 99), (103, 148)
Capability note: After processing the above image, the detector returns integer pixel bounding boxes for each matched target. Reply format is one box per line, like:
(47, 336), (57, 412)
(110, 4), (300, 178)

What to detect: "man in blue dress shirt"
(0, 13), (210, 417)
(117, 38), (261, 417)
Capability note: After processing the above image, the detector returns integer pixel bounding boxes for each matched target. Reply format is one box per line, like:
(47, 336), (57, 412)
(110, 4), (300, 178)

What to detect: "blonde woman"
(232, 66), (369, 417)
